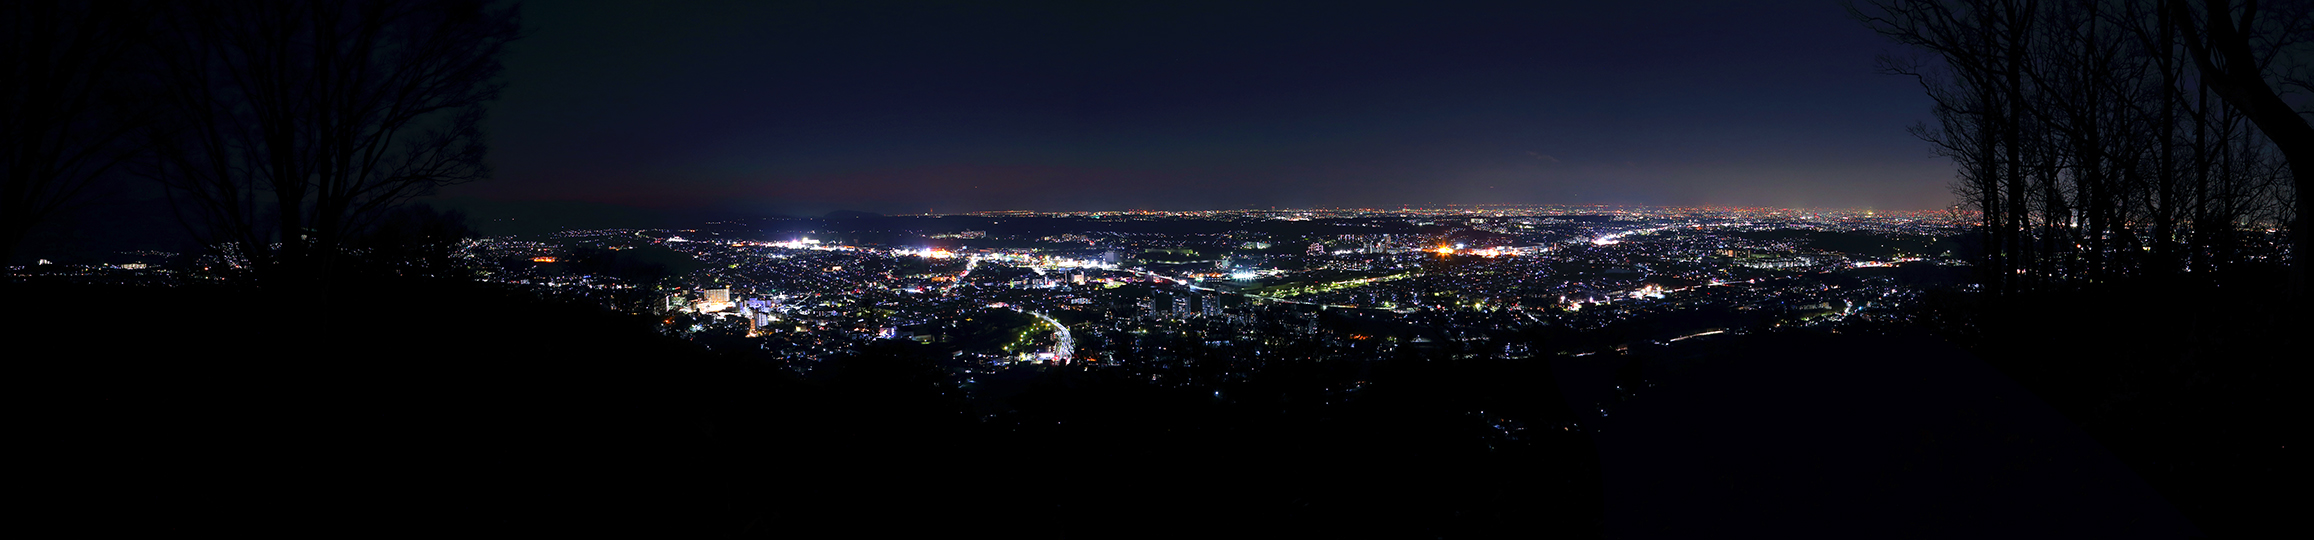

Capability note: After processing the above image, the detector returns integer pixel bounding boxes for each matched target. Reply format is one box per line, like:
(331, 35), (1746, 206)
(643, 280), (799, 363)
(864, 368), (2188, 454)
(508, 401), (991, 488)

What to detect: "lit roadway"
(1025, 309), (1073, 363)
(950, 256), (1073, 362)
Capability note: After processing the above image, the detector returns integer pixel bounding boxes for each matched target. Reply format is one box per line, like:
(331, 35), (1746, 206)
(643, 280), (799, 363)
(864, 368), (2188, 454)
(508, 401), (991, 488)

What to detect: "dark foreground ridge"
(19, 277), (2287, 537)
(1580, 333), (2195, 537)
(18, 281), (1602, 537)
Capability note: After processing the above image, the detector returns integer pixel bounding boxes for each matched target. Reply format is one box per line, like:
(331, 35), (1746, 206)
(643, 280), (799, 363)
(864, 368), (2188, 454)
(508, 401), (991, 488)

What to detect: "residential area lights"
(56, 204), (1967, 383)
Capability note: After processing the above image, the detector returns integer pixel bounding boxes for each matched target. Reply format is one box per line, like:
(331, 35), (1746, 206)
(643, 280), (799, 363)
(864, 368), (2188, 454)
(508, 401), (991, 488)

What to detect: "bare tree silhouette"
(2169, 0), (2314, 294)
(1855, 0), (2304, 296)
(1, 2), (155, 269)
(143, 0), (518, 289)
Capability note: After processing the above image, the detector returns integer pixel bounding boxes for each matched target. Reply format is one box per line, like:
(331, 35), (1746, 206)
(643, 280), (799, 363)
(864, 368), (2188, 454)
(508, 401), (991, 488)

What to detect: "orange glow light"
(531, 256), (558, 263)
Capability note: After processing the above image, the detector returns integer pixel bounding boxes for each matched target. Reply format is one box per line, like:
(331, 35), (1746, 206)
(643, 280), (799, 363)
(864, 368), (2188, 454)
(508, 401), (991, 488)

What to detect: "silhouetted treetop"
(1, 1), (158, 270)
(142, 0), (520, 290)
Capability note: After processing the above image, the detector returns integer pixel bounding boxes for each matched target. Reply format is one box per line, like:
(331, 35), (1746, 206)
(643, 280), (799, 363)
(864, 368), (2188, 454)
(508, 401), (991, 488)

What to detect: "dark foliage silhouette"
(350, 202), (473, 278)
(1857, 2), (2305, 535)
(1855, 0), (2302, 296)
(141, 0), (518, 289)
(1, 1), (155, 268)
(2170, 0), (2314, 293)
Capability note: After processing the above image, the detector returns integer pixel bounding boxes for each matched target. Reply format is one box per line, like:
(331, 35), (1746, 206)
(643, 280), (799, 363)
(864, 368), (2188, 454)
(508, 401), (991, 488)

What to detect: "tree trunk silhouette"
(2170, 0), (2311, 295)
(144, 0), (517, 291)
(1, 2), (153, 270)
(1856, 0), (2300, 295)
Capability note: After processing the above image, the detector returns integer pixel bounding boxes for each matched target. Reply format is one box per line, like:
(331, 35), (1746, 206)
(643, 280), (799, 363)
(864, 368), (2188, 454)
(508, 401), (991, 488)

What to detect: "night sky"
(442, 0), (1952, 216)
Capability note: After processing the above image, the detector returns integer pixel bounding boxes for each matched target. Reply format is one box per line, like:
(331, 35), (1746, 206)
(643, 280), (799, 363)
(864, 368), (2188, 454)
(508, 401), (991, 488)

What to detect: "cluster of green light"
(1264, 272), (1418, 298)
(999, 317), (1058, 353)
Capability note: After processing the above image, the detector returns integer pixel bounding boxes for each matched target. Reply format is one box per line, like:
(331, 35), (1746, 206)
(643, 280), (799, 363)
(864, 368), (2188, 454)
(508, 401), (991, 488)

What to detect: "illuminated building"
(691, 288), (735, 312)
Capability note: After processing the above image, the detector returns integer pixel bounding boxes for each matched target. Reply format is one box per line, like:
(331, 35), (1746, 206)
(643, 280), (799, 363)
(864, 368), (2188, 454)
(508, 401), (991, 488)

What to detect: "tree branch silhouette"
(143, 0), (518, 290)
(1, 1), (156, 270)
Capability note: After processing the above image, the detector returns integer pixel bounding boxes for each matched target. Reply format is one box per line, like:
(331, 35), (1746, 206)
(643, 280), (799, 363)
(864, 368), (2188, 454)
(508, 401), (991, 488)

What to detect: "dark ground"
(1961, 285), (2299, 540)
(14, 277), (2289, 538)
(1564, 333), (2198, 538)
(15, 280), (1599, 538)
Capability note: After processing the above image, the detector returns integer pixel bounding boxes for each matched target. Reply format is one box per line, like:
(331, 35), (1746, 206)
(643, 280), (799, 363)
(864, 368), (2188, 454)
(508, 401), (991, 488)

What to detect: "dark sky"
(439, 0), (1953, 216)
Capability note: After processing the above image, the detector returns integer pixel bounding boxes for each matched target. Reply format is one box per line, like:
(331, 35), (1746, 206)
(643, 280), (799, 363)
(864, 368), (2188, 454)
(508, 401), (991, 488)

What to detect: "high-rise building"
(1172, 296), (1191, 318)
(1201, 294), (1221, 318)
(704, 288), (731, 304)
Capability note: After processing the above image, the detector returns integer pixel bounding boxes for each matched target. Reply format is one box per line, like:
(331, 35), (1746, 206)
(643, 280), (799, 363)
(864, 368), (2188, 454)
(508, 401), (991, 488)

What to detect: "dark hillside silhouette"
(18, 280), (1603, 536)
(1591, 331), (2201, 538)
(1965, 279), (2297, 539)
(1858, 3), (2303, 535)
(348, 203), (474, 278)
